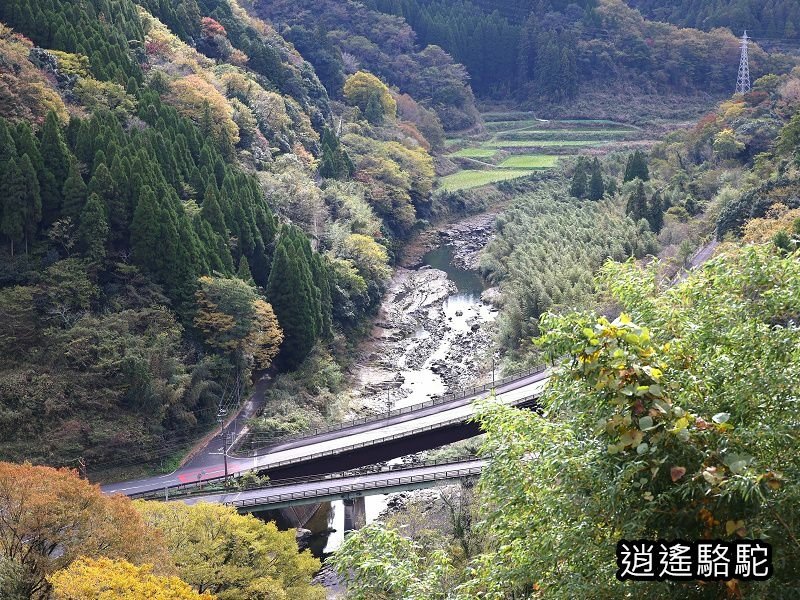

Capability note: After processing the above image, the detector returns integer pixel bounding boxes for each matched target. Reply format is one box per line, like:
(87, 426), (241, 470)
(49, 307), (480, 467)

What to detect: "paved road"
(674, 239), (719, 283)
(180, 459), (486, 510)
(102, 370), (549, 497)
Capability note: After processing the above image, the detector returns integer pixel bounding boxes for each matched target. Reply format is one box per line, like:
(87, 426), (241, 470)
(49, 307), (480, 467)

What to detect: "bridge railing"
(132, 456), (483, 501)
(232, 362), (550, 456)
(143, 393), (540, 498)
(230, 465), (485, 509)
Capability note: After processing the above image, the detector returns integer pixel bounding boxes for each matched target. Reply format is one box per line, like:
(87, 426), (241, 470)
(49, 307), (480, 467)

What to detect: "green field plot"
(441, 115), (630, 192)
(484, 139), (603, 148)
(439, 169), (534, 191)
(495, 129), (634, 142)
(484, 119), (547, 132)
(498, 154), (559, 169)
(450, 147), (498, 158)
(556, 119), (634, 127)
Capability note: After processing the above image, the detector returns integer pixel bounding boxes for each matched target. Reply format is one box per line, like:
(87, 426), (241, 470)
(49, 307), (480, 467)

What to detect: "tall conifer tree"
(267, 236), (318, 369)
(588, 158), (605, 201)
(569, 160), (588, 199)
(311, 253), (333, 340)
(18, 153), (41, 254)
(61, 162), (87, 223)
(78, 192), (109, 262)
(648, 191), (664, 233)
(626, 180), (648, 223)
(1, 157), (25, 256)
(39, 111), (71, 225)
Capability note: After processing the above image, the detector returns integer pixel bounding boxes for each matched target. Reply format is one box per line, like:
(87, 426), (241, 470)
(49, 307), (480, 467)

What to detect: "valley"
(1, 0), (799, 597)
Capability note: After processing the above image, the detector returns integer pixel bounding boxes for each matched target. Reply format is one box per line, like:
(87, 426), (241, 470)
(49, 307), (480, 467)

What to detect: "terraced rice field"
(439, 169), (535, 192)
(497, 154), (559, 169)
(450, 147), (498, 158)
(441, 113), (640, 191)
(483, 139), (601, 148)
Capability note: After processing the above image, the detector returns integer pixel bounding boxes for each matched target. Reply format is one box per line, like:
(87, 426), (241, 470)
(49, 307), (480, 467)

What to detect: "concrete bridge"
(103, 365), (549, 498)
(177, 459), (484, 512)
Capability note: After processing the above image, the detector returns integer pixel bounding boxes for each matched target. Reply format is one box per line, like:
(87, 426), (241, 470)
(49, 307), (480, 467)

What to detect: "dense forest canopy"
(253, 0), (481, 130)
(363, 0), (795, 102)
(627, 0), (800, 41)
(0, 0), (441, 473)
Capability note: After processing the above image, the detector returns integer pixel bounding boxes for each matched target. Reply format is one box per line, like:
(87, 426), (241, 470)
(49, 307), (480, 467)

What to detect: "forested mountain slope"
(481, 66), (800, 364)
(0, 0), (439, 474)
(627, 0), (800, 41)
(363, 0), (795, 102)
(251, 0), (481, 130)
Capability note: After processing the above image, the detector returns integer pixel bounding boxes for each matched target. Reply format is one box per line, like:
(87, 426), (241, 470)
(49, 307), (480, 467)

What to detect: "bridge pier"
(343, 496), (366, 533)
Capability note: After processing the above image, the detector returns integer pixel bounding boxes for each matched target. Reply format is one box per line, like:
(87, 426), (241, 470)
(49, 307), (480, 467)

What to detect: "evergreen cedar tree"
(588, 158), (605, 201)
(569, 159), (588, 199)
(624, 150), (650, 183)
(621, 150), (664, 233)
(648, 191), (664, 233)
(570, 157), (604, 201)
(0, 104), (331, 363)
(267, 226), (332, 370)
(626, 180), (649, 223)
(319, 128), (354, 180)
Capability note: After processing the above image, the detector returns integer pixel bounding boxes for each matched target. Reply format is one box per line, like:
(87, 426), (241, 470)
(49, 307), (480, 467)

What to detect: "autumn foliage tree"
(194, 275), (283, 372)
(49, 558), (213, 600)
(0, 463), (168, 599)
(167, 75), (240, 156)
(343, 71), (397, 123)
(135, 501), (325, 600)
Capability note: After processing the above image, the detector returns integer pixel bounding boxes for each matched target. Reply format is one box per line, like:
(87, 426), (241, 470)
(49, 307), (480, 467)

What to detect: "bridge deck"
(180, 459), (486, 511)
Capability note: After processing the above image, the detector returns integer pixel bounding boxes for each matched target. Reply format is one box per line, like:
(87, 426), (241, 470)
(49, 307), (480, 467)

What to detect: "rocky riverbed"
(401, 209), (499, 271)
(348, 212), (501, 416)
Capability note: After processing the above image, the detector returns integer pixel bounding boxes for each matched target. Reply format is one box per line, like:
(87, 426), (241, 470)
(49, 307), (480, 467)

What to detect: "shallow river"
(267, 242), (493, 557)
(391, 244), (494, 410)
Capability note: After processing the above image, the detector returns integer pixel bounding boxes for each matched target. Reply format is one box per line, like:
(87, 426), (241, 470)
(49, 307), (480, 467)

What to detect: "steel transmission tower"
(735, 31), (751, 95)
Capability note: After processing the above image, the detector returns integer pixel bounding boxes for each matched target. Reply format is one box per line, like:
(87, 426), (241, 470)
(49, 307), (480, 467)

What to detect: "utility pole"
(386, 388), (392, 417)
(735, 31), (751, 95)
(491, 357), (495, 390)
(217, 407), (228, 485)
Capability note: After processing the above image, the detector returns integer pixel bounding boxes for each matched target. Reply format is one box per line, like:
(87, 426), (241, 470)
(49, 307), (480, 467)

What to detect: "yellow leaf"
(620, 430), (644, 448)
(725, 520), (746, 536)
